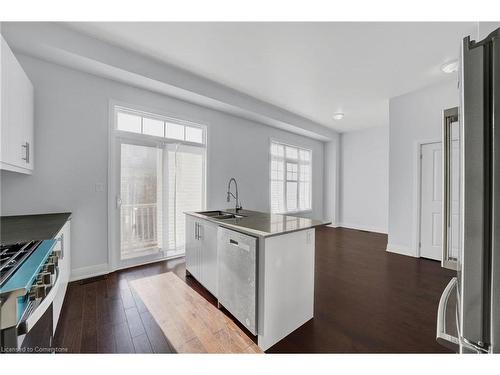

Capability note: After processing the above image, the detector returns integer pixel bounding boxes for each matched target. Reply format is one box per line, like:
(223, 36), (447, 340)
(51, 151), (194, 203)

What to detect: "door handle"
(441, 108), (459, 270)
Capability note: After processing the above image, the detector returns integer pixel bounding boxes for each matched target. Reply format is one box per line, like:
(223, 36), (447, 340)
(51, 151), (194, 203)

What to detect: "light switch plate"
(95, 183), (105, 192)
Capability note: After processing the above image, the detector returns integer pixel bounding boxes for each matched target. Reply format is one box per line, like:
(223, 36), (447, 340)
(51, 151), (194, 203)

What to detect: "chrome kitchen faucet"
(227, 177), (242, 212)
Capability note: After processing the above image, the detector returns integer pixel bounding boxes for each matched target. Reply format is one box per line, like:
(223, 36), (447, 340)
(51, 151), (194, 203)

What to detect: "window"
(116, 107), (204, 144)
(115, 105), (206, 262)
(270, 141), (312, 213)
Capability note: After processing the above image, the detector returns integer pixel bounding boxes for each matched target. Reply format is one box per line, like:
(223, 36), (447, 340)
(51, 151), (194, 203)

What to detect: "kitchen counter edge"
(185, 210), (330, 238)
(1, 212), (72, 244)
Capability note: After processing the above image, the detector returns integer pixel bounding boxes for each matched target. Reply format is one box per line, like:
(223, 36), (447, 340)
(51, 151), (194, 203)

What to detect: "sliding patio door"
(114, 139), (206, 269)
(166, 144), (206, 255)
(110, 104), (206, 270)
(119, 142), (164, 261)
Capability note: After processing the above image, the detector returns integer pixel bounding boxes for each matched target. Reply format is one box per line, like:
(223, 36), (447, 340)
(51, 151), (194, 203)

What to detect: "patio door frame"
(107, 100), (208, 272)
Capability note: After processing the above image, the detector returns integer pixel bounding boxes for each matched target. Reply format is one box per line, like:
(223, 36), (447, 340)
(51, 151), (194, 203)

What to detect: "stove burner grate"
(0, 241), (42, 287)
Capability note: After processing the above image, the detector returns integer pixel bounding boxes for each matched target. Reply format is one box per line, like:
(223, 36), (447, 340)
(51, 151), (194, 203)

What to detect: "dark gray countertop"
(1, 212), (72, 245)
(185, 209), (330, 238)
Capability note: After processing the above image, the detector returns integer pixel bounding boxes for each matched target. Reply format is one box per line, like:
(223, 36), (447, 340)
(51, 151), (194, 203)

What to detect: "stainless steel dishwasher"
(217, 227), (257, 335)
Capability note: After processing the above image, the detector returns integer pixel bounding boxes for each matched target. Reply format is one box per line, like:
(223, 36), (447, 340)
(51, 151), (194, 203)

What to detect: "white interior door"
(420, 142), (443, 261)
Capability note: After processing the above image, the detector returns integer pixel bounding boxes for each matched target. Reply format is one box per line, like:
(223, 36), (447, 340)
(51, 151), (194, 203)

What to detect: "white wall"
(338, 126), (389, 233)
(0, 54), (324, 277)
(388, 79), (458, 257)
(478, 22), (500, 40)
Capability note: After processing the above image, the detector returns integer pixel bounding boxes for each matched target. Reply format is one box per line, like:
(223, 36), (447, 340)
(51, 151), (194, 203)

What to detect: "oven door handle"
(17, 270), (60, 336)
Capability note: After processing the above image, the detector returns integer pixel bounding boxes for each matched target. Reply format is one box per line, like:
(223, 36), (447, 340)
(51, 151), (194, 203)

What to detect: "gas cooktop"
(0, 241), (42, 287)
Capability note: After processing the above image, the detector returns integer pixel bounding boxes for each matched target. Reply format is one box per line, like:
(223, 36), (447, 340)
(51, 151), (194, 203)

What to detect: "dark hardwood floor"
(267, 227), (455, 353)
(54, 226), (455, 353)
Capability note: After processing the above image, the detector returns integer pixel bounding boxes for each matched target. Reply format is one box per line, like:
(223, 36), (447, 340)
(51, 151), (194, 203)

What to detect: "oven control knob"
(37, 273), (49, 284)
(44, 263), (55, 274)
(48, 254), (56, 262)
(39, 272), (51, 284)
(49, 256), (59, 266)
(35, 285), (47, 298)
(28, 288), (37, 301)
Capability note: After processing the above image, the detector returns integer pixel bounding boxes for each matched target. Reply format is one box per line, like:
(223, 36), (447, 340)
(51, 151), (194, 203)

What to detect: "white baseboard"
(70, 263), (109, 282)
(386, 243), (418, 258)
(69, 254), (186, 282)
(338, 222), (388, 234)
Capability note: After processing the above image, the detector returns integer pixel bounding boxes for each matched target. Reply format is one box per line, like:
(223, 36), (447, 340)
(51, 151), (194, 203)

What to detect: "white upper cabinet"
(1, 35), (34, 174)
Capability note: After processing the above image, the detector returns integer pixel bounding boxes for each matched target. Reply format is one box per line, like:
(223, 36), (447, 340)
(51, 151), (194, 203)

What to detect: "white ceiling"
(66, 22), (475, 132)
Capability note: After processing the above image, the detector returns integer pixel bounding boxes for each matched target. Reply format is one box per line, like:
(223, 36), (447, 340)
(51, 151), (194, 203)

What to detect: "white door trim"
(108, 100), (116, 272)
(413, 139), (441, 259)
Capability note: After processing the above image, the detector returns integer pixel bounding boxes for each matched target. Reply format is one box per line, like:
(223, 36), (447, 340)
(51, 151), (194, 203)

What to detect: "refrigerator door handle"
(441, 107), (459, 270)
(436, 277), (460, 352)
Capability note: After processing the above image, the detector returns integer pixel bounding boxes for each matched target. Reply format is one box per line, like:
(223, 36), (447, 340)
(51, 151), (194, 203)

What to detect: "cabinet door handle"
(21, 142), (30, 163)
(195, 223), (199, 240)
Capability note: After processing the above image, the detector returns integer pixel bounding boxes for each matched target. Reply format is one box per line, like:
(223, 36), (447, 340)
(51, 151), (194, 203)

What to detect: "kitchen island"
(185, 209), (330, 351)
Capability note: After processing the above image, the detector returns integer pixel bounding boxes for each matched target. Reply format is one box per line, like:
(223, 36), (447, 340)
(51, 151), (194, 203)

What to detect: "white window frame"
(114, 105), (207, 146)
(269, 139), (313, 214)
(108, 100), (208, 272)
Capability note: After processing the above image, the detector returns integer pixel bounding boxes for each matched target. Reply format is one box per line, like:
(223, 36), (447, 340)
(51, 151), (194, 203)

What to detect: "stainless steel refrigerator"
(437, 27), (500, 353)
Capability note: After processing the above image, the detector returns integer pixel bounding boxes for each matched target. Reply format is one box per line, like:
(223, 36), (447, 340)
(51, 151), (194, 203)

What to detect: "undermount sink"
(197, 210), (225, 217)
(197, 210), (246, 220)
(215, 213), (244, 220)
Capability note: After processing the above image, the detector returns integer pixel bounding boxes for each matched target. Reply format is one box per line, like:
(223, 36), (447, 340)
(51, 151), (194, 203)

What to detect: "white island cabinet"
(185, 215), (218, 297)
(1, 35), (34, 174)
(185, 209), (328, 351)
(257, 228), (315, 350)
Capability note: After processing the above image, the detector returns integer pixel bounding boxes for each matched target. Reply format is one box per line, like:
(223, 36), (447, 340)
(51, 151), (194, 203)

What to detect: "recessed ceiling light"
(441, 60), (459, 74)
(333, 113), (344, 120)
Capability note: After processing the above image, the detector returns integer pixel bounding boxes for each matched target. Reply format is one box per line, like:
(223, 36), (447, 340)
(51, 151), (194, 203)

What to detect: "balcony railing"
(120, 203), (158, 256)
